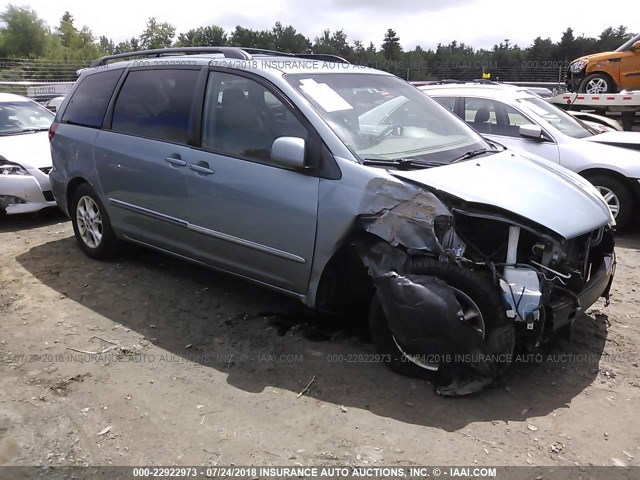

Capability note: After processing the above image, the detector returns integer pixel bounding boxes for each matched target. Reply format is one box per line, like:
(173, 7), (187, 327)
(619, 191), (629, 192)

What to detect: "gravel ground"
(1, 209), (639, 468)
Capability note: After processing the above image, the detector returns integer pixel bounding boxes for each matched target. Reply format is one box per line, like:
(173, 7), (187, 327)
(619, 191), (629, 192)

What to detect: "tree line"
(0, 4), (635, 82)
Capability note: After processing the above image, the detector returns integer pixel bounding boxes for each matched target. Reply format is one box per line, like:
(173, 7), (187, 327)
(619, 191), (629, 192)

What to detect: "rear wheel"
(70, 183), (121, 259)
(369, 258), (515, 379)
(584, 173), (634, 231)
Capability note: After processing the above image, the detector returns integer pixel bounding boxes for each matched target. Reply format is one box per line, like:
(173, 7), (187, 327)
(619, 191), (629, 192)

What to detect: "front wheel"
(579, 74), (614, 94)
(369, 258), (515, 380)
(584, 173), (634, 231)
(70, 183), (121, 259)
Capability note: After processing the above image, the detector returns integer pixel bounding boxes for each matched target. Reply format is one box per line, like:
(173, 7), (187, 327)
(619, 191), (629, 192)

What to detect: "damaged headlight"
(570, 60), (588, 73)
(0, 159), (29, 176)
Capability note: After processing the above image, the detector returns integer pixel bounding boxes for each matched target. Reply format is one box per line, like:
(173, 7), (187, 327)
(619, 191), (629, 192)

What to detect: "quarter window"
(201, 72), (307, 163)
(111, 69), (200, 144)
(61, 69), (123, 128)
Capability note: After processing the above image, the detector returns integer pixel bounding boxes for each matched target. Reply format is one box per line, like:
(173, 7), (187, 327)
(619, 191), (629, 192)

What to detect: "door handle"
(165, 155), (187, 167)
(188, 162), (215, 175)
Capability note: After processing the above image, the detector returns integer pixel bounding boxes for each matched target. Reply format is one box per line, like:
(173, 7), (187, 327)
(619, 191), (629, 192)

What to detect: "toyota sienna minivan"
(49, 47), (616, 395)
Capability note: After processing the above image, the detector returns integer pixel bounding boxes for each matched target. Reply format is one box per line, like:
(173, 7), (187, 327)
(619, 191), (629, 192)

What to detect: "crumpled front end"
(354, 176), (616, 396)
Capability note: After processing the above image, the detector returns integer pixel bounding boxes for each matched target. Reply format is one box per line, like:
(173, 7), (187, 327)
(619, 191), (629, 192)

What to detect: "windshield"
(616, 33), (640, 52)
(0, 101), (54, 135)
(285, 73), (488, 164)
(517, 96), (592, 139)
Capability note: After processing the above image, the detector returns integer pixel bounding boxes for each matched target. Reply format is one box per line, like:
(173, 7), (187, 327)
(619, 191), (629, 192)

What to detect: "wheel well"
(580, 168), (640, 203)
(314, 237), (374, 314)
(66, 177), (88, 213)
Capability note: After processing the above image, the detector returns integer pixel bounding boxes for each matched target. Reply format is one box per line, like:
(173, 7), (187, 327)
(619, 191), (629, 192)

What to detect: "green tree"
(313, 29), (352, 57)
(139, 17), (175, 50)
(527, 36), (557, 61)
(98, 36), (115, 55)
(175, 26), (227, 47)
(0, 4), (49, 58)
(595, 25), (632, 52)
(272, 22), (309, 53)
(381, 28), (401, 60)
(56, 11), (78, 48)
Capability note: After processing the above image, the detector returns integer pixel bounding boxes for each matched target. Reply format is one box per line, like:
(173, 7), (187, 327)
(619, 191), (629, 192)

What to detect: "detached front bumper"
(546, 252), (616, 330)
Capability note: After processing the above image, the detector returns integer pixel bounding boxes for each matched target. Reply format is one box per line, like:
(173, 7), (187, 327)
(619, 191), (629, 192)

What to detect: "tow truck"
(547, 91), (640, 131)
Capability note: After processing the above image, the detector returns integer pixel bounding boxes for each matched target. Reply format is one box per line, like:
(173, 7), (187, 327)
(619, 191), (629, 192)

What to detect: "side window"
(504, 105), (530, 127)
(202, 72), (307, 163)
(61, 69), (123, 128)
(111, 69), (200, 144)
(464, 98), (498, 127)
(433, 96), (456, 114)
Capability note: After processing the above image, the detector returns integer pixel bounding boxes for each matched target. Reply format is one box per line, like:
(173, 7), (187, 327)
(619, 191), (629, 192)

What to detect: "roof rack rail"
(89, 47), (351, 68)
(89, 47), (252, 67)
(242, 48), (350, 64)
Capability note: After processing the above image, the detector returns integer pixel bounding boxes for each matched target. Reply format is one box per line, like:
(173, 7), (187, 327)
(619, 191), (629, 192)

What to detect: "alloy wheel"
(596, 186), (620, 218)
(76, 195), (103, 248)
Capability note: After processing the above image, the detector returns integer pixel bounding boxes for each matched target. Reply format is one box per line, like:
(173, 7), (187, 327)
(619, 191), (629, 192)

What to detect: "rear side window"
(111, 69), (200, 144)
(62, 69), (123, 128)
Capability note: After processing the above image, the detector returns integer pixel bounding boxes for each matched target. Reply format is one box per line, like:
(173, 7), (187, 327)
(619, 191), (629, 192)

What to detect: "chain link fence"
(0, 57), (569, 100)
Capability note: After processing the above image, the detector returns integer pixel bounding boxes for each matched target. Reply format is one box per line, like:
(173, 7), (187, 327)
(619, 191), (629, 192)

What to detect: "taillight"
(48, 122), (58, 142)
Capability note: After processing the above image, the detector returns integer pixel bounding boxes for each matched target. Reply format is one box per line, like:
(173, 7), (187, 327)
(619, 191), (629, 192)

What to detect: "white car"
(566, 110), (624, 133)
(418, 83), (640, 229)
(44, 96), (66, 113)
(0, 93), (57, 215)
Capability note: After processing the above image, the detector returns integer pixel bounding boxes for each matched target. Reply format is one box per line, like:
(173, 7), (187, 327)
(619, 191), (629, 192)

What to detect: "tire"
(579, 74), (614, 94)
(584, 173), (634, 231)
(70, 183), (121, 259)
(369, 257), (515, 379)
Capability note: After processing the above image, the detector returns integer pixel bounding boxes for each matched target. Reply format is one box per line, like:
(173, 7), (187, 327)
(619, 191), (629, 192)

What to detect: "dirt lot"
(1, 209), (639, 468)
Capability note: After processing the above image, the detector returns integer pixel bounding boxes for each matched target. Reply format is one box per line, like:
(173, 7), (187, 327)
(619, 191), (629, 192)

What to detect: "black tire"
(584, 173), (634, 231)
(369, 257), (515, 379)
(70, 183), (121, 259)
(579, 73), (614, 94)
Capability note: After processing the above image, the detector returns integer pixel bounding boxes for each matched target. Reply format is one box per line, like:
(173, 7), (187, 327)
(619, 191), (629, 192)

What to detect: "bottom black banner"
(0, 466), (637, 480)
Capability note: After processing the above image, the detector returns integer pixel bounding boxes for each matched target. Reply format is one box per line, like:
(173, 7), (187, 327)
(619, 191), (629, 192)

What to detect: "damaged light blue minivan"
(49, 48), (616, 395)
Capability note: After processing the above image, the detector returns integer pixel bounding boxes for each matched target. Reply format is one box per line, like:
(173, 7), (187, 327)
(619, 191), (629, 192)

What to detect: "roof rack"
(89, 47), (350, 68)
(230, 48), (350, 64)
(89, 47), (252, 67)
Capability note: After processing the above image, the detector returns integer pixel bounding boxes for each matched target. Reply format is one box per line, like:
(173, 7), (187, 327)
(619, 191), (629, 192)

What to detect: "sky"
(3, 0), (639, 50)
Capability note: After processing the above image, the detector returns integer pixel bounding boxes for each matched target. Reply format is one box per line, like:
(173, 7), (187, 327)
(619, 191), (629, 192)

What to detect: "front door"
(184, 71), (319, 294)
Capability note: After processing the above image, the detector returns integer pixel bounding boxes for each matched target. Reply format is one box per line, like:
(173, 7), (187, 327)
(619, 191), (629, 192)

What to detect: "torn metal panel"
(359, 177), (454, 252)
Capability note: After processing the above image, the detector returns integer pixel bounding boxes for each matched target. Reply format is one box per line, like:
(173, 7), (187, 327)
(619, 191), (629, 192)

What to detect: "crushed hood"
(0, 131), (52, 169)
(391, 151), (613, 239)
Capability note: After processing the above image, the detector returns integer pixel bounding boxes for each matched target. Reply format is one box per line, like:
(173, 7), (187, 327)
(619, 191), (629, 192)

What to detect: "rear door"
(94, 67), (200, 252)
(184, 70), (319, 293)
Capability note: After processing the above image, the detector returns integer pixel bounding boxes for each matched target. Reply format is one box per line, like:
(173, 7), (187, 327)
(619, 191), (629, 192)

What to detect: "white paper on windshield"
(299, 78), (353, 113)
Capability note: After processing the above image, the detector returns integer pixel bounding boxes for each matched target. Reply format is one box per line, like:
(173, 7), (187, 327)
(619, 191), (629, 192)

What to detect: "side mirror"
(632, 41), (640, 51)
(519, 124), (543, 140)
(270, 137), (306, 170)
